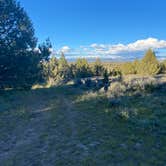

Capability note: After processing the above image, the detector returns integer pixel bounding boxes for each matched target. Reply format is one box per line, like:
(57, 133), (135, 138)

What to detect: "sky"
(19, 0), (166, 61)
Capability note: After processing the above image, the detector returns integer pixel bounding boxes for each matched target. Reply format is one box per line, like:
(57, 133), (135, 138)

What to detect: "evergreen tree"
(142, 49), (158, 64)
(58, 53), (71, 82)
(42, 57), (58, 85)
(121, 62), (136, 75)
(93, 58), (104, 76)
(0, 0), (39, 88)
(139, 49), (160, 75)
(38, 38), (52, 61)
(103, 69), (109, 92)
(132, 59), (140, 74)
(103, 69), (109, 84)
(75, 58), (91, 78)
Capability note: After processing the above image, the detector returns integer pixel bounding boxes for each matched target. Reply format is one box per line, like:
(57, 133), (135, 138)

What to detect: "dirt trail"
(61, 97), (77, 138)
(59, 96), (89, 155)
(0, 92), (90, 165)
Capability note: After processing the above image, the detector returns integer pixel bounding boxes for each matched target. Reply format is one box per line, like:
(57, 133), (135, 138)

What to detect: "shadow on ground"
(0, 83), (166, 165)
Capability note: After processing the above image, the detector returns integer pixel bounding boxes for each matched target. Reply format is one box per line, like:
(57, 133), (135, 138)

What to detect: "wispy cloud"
(55, 38), (166, 61)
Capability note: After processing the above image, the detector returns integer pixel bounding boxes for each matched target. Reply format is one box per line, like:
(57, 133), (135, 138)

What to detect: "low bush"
(108, 82), (127, 97)
(123, 76), (158, 92)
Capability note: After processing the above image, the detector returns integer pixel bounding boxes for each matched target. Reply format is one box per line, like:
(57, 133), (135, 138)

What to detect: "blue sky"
(19, 0), (166, 60)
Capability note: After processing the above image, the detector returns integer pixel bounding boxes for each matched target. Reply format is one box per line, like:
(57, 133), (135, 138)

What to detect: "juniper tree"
(38, 38), (52, 61)
(0, 0), (39, 88)
(103, 69), (109, 92)
(42, 57), (59, 84)
(58, 53), (71, 82)
(93, 58), (104, 76)
(75, 58), (92, 78)
(139, 49), (160, 75)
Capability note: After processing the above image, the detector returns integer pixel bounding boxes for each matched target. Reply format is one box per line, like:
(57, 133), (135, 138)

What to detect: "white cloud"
(54, 38), (166, 60)
(90, 38), (166, 55)
(123, 38), (166, 52)
(59, 46), (71, 53)
(90, 43), (106, 51)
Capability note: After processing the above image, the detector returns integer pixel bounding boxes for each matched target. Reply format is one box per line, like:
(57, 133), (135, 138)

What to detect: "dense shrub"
(42, 57), (58, 85)
(108, 82), (127, 96)
(123, 76), (158, 92)
(108, 75), (159, 98)
(58, 53), (72, 82)
(119, 49), (161, 76)
(110, 69), (122, 77)
(40, 49), (163, 88)
(103, 69), (109, 84)
(92, 58), (104, 76)
(139, 49), (161, 75)
(75, 58), (92, 78)
(42, 53), (73, 85)
(121, 62), (137, 75)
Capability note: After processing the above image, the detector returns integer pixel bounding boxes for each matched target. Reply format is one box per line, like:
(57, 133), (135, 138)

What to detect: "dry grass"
(0, 75), (166, 165)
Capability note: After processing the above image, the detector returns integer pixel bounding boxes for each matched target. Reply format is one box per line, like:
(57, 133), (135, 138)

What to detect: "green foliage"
(132, 59), (140, 74)
(103, 69), (109, 92)
(0, 1), (162, 90)
(110, 68), (122, 77)
(142, 49), (158, 64)
(109, 82), (127, 96)
(92, 58), (104, 76)
(38, 38), (52, 61)
(75, 58), (92, 78)
(139, 49), (161, 75)
(42, 57), (59, 85)
(0, 0), (39, 89)
(120, 49), (161, 76)
(103, 69), (109, 84)
(0, 0), (37, 51)
(58, 53), (71, 82)
(121, 62), (137, 75)
(42, 53), (73, 85)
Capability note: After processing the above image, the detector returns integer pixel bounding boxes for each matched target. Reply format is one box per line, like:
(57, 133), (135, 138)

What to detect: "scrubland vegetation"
(1, 0), (166, 165)
(1, 74), (166, 165)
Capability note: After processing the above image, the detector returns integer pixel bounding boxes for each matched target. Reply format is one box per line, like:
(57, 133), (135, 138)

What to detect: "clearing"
(0, 80), (166, 165)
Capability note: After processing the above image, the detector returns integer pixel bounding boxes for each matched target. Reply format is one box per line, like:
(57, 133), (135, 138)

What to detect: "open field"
(0, 75), (166, 166)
